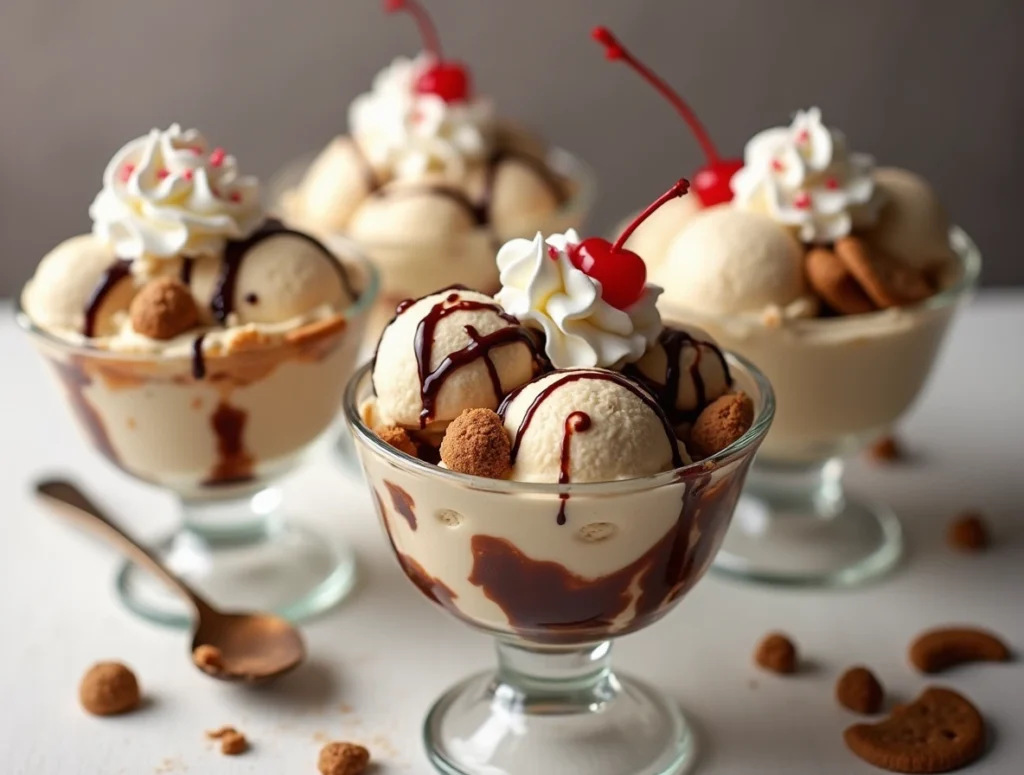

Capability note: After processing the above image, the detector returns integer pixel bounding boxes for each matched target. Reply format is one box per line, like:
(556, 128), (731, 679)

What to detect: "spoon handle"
(35, 479), (215, 618)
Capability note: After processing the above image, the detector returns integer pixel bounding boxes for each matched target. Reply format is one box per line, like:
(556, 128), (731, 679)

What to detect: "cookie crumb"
(909, 627), (1011, 673)
(690, 393), (754, 459)
(377, 426), (417, 457)
(129, 277), (199, 340)
(318, 741), (370, 775)
(947, 511), (989, 553)
(440, 408), (512, 478)
(192, 644), (222, 673)
(207, 726), (249, 756)
(836, 666), (884, 714)
(754, 632), (798, 675)
(868, 434), (903, 463)
(844, 687), (986, 773)
(79, 661), (141, 716)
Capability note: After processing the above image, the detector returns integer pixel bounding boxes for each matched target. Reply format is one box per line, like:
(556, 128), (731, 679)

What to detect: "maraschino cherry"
(592, 26), (742, 207)
(569, 179), (690, 310)
(385, 0), (472, 103)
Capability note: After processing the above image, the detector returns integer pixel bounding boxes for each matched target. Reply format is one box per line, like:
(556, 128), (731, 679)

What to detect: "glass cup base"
(713, 492), (903, 587)
(115, 519), (357, 628)
(424, 668), (696, 775)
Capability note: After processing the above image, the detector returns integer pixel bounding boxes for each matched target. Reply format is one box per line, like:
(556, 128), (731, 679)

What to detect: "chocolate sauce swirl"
(499, 369), (684, 470)
(413, 290), (543, 428)
(211, 218), (357, 325)
(368, 148), (567, 233)
(625, 328), (732, 424)
(82, 259), (132, 338)
(556, 411), (592, 525)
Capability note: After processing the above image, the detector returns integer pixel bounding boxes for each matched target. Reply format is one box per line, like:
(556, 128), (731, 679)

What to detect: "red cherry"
(692, 159), (744, 207)
(385, 0), (472, 103)
(415, 61), (472, 102)
(568, 178), (690, 310)
(592, 27), (742, 206)
(569, 238), (647, 310)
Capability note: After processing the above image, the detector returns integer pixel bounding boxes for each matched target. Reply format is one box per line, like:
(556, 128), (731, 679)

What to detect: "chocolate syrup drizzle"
(191, 334), (207, 380)
(498, 369), (683, 526)
(500, 369), (684, 469)
(179, 257), (195, 286)
(412, 289), (544, 428)
(368, 148), (567, 234)
(625, 328), (732, 424)
(556, 411), (591, 525)
(82, 259), (132, 338)
(211, 218), (357, 325)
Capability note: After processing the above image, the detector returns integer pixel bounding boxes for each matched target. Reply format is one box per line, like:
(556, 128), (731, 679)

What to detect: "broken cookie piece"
(79, 661), (141, 716)
(207, 726), (249, 756)
(689, 392), (754, 459)
(377, 425), (418, 457)
(129, 277), (199, 340)
(754, 632), (798, 675)
(439, 408), (512, 478)
(318, 741), (370, 775)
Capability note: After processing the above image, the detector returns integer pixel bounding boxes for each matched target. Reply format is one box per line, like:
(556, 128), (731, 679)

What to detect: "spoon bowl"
(36, 478), (306, 683)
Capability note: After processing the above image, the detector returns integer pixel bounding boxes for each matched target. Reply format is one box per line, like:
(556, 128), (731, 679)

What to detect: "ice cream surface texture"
(20, 125), (371, 494)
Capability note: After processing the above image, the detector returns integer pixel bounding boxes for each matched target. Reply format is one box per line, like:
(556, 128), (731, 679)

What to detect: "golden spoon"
(36, 478), (306, 683)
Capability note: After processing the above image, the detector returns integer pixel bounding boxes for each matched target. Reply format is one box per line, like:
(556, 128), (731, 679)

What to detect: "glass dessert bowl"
(18, 125), (380, 626)
(594, 28), (981, 586)
(341, 175), (775, 774)
(346, 355), (773, 775)
(270, 0), (595, 344)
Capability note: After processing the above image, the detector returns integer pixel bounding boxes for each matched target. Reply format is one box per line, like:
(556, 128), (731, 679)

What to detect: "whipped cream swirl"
(89, 125), (262, 260)
(731, 108), (884, 243)
(496, 230), (662, 370)
(349, 55), (495, 179)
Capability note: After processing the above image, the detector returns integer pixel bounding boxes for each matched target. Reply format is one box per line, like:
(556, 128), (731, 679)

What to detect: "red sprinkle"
(796, 129), (810, 143)
(547, 245), (561, 261)
(209, 148), (227, 167)
(825, 177), (840, 190)
(229, 191), (242, 202)
(182, 169), (194, 181)
(157, 168), (170, 180)
(118, 163), (136, 182)
(793, 192), (812, 209)
(771, 159), (785, 172)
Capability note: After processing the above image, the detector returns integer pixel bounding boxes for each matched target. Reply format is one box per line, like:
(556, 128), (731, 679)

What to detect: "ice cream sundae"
(19, 125), (377, 623)
(594, 27), (978, 586)
(345, 178), (774, 775)
(278, 1), (592, 335)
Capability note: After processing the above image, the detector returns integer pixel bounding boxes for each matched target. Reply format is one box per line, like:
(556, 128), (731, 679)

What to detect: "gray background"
(3, 0), (1022, 294)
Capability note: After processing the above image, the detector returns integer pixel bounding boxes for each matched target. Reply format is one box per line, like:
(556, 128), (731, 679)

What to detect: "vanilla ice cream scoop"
(627, 324), (731, 423)
(618, 196), (703, 273)
(656, 205), (810, 318)
(371, 288), (541, 429)
(289, 137), (378, 232)
(499, 369), (686, 484)
(188, 228), (356, 327)
(348, 177), (480, 245)
(869, 167), (954, 269)
(21, 234), (134, 338)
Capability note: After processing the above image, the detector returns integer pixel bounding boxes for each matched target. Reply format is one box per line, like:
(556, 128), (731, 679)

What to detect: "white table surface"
(1, 293), (1022, 775)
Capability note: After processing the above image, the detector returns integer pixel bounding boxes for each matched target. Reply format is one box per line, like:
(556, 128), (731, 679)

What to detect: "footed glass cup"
(345, 357), (774, 775)
(18, 247), (379, 627)
(660, 227), (980, 587)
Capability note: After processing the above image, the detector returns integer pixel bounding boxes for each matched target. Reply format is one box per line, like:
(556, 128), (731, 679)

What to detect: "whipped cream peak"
(349, 54), (495, 179)
(731, 108), (884, 244)
(496, 230), (662, 370)
(89, 125), (263, 261)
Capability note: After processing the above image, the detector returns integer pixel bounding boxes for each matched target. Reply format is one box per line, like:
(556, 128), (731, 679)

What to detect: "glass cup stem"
(179, 486), (284, 545)
(495, 640), (619, 710)
(714, 456), (902, 587)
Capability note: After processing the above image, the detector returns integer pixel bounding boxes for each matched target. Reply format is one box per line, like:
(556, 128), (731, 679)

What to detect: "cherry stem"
(612, 179), (690, 253)
(591, 26), (720, 166)
(385, 0), (443, 60)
